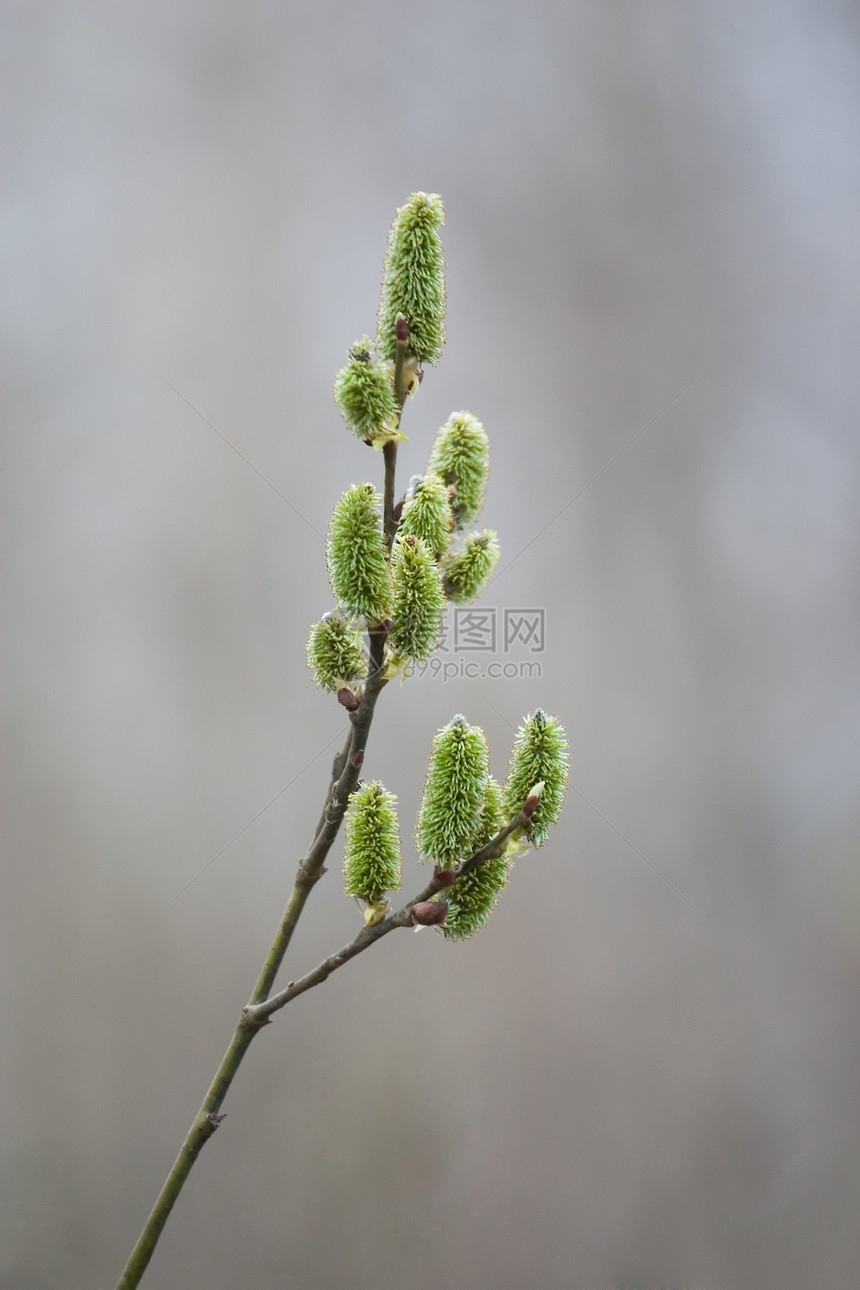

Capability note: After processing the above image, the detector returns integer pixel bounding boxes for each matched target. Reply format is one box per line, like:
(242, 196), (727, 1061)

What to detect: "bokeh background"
(3, 3), (859, 1288)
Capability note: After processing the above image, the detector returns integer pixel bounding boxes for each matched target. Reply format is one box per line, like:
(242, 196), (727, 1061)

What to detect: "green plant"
(114, 192), (569, 1288)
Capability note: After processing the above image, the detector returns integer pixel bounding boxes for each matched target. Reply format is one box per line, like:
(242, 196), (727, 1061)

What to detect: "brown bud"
(395, 315), (409, 345)
(433, 865), (458, 888)
(350, 748), (364, 769)
(411, 900), (448, 926)
(522, 794), (540, 821)
(337, 687), (360, 712)
(392, 499), (404, 524)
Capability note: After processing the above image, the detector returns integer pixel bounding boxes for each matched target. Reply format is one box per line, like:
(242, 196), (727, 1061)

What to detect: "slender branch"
(382, 439), (398, 550)
(244, 811), (527, 1026)
(115, 504), (395, 1290)
(382, 316), (411, 549)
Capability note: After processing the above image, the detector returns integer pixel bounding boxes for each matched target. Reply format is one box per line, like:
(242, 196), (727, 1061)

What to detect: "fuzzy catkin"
(377, 192), (446, 366)
(415, 716), (489, 868)
(443, 776), (509, 940)
(396, 473), (452, 556)
(343, 782), (402, 906)
(502, 710), (570, 848)
(427, 412), (489, 528)
(326, 483), (392, 623)
(388, 535), (445, 663)
(332, 338), (397, 447)
(441, 529), (500, 604)
(306, 615), (367, 693)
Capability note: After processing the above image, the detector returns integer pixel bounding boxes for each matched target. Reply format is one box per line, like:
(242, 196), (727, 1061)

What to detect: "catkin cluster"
(308, 193), (568, 942)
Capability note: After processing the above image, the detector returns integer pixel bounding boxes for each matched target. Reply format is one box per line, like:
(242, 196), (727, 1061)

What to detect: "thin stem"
(115, 526), (396, 1288)
(251, 732), (351, 1005)
(382, 324), (411, 550)
(245, 811), (526, 1025)
(382, 439), (398, 550)
(115, 1026), (255, 1290)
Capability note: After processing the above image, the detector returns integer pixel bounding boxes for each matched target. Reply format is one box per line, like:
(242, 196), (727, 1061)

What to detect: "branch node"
(241, 1006), (269, 1032)
(297, 859), (326, 885)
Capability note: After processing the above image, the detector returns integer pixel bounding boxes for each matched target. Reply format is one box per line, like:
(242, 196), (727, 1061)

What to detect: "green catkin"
(502, 710), (570, 849)
(415, 716), (489, 868)
(441, 529), (500, 604)
(443, 776), (510, 941)
(388, 535), (446, 665)
(332, 338), (398, 448)
(396, 473), (452, 556)
(377, 192), (446, 367)
(427, 411), (490, 528)
(306, 614), (367, 694)
(326, 483), (392, 624)
(343, 782), (402, 916)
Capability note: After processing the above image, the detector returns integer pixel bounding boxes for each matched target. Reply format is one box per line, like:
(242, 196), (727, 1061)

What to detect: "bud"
(377, 193), (446, 367)
(396, 472), (453, 557)
(411, 899), (448, 927)
(522, 786), (543, 820)
(502, 710), (570, 849)
(386, 535), (445, 669)
(306, 614), (368, 694)
(443, 775), (510, 940)
(343, 781), (402, 912)
(336, 687), (361, 711)
(332, 338), (399, 449)
(433, 865), (458, 888)
(441, 530), (500, 604)
(327, 483), (392, 624)
(415, 716), (489, 868)
(427, 411), (489, 528)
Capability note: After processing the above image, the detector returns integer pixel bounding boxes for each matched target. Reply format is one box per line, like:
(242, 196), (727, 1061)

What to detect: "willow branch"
(115, 498), (398, 1290)
(382, 317), (412, 549)
(244, 811), (528, 1026)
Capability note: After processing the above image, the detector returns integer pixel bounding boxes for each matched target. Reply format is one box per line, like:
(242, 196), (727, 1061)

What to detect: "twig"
(115, 440), (399, 1290)
(244, 811), (527, 1025)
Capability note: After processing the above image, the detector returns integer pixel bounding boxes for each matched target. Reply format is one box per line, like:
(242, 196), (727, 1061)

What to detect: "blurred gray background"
(3, 2), (859, 1288)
